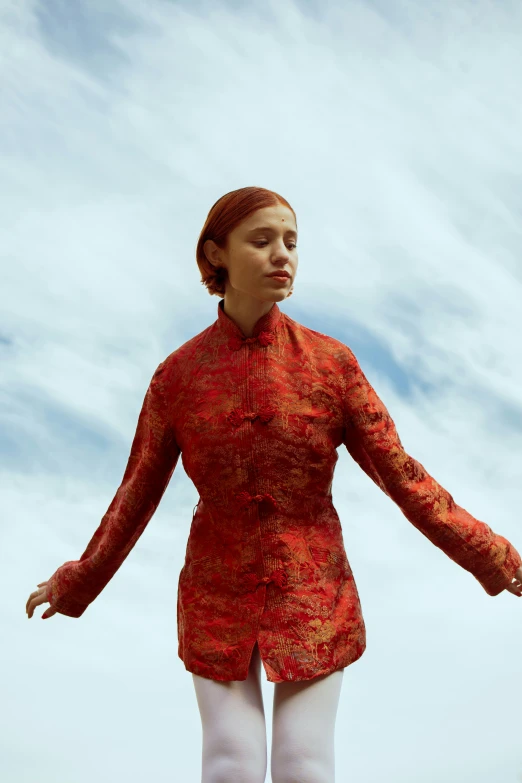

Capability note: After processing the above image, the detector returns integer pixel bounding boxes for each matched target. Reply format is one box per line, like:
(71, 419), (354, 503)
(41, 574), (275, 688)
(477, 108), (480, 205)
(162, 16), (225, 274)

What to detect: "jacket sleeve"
(341, 348), (521, 596)
(46, 360), (181, 617)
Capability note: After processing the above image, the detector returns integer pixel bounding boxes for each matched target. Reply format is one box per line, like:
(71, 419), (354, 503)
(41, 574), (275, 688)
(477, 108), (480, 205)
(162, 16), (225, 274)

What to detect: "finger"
(26, 592), (38, 614)
(27, 598), (38, 617)
(27, 586), (42, 607)
(27, 591), (44, 618)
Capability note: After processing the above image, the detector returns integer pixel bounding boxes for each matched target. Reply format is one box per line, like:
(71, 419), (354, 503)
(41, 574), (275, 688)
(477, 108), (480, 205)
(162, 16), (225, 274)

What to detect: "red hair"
(196, 186), (297, 298)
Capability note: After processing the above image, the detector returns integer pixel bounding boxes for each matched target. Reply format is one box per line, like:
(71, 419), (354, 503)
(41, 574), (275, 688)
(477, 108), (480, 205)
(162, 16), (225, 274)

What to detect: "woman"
(26, 186), (522, 783)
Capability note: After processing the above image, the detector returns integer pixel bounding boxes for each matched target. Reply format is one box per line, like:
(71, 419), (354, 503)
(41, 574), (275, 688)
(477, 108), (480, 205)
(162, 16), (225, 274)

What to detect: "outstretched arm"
(341, 349), (521, 597)
(45, 360), (181, 617)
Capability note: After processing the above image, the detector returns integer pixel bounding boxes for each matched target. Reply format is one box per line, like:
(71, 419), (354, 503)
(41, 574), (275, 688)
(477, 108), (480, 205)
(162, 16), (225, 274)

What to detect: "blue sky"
(2, 1), (522, 781)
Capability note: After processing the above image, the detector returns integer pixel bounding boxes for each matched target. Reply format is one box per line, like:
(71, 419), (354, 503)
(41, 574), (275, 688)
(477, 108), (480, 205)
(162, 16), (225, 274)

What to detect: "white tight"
(192, 642), (344, 783)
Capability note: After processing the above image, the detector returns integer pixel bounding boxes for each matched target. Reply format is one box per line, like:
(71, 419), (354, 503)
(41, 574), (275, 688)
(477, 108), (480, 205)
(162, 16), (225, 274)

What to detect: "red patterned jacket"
(46, 300), (521, 682)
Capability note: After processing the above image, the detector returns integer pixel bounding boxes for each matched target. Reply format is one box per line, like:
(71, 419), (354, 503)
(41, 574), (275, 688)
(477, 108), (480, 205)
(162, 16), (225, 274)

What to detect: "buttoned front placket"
(225, 325), (290, 604)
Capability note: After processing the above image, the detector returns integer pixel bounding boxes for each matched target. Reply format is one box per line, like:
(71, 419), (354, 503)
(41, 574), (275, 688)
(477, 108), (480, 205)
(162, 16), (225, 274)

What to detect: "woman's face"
(205, 204), (298, 303)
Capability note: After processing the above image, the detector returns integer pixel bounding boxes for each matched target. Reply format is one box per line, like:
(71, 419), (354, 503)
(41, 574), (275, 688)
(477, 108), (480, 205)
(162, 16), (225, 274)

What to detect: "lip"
(266, 273), (290, 279)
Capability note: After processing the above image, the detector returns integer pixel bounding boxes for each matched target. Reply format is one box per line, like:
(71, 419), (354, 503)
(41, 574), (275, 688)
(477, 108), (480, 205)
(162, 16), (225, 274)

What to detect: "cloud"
(2, 1), (521, 781)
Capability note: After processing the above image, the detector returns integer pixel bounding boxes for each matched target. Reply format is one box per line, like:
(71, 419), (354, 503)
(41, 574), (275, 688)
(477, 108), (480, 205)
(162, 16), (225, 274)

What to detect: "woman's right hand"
(26, 581), (57, 619)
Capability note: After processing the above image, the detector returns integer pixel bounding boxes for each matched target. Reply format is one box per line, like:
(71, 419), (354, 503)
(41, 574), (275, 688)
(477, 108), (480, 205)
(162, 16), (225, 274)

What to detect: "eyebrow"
(246, 226), (297, 237)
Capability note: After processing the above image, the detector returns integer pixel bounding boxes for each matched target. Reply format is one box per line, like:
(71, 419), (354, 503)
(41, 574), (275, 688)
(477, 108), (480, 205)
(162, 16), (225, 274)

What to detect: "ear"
(204, 239), (220, 266)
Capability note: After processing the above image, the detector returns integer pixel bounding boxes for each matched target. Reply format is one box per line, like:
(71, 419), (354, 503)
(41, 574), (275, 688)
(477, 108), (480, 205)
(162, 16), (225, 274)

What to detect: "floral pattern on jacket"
(46, 300), (521, 682)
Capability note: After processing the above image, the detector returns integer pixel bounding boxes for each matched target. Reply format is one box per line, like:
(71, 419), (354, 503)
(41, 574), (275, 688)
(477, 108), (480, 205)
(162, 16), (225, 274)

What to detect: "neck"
(222, 293), (274, 338)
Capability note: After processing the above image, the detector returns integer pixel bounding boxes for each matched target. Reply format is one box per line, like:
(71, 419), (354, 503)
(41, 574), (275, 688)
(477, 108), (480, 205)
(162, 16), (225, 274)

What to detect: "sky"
(2, 0), (522, 781)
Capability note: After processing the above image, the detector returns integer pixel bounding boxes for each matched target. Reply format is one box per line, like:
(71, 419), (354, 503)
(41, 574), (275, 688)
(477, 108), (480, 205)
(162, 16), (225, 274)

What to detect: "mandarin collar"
(216, 299), (282, 347)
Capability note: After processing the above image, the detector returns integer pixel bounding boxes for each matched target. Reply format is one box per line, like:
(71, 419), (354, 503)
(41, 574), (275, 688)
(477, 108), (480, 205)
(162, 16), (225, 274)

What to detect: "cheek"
(230, 253), (263, 284)
(242, 250), (266, 271)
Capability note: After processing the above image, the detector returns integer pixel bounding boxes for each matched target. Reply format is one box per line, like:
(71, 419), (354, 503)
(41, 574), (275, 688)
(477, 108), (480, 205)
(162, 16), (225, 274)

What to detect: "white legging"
(192, 641), (344, 783)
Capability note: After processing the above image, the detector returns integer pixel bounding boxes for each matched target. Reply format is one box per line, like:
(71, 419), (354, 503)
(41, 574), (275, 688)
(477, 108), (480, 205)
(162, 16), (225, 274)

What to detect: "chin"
(264, 290), (288, 301)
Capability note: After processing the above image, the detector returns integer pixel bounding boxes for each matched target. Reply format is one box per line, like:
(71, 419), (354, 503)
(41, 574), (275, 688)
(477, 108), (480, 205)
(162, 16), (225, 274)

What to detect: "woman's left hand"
(505, 566), (522, 597)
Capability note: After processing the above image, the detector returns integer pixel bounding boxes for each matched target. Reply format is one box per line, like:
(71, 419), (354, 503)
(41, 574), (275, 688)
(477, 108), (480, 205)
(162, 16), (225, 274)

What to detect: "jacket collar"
(216, 299), (283, 350)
